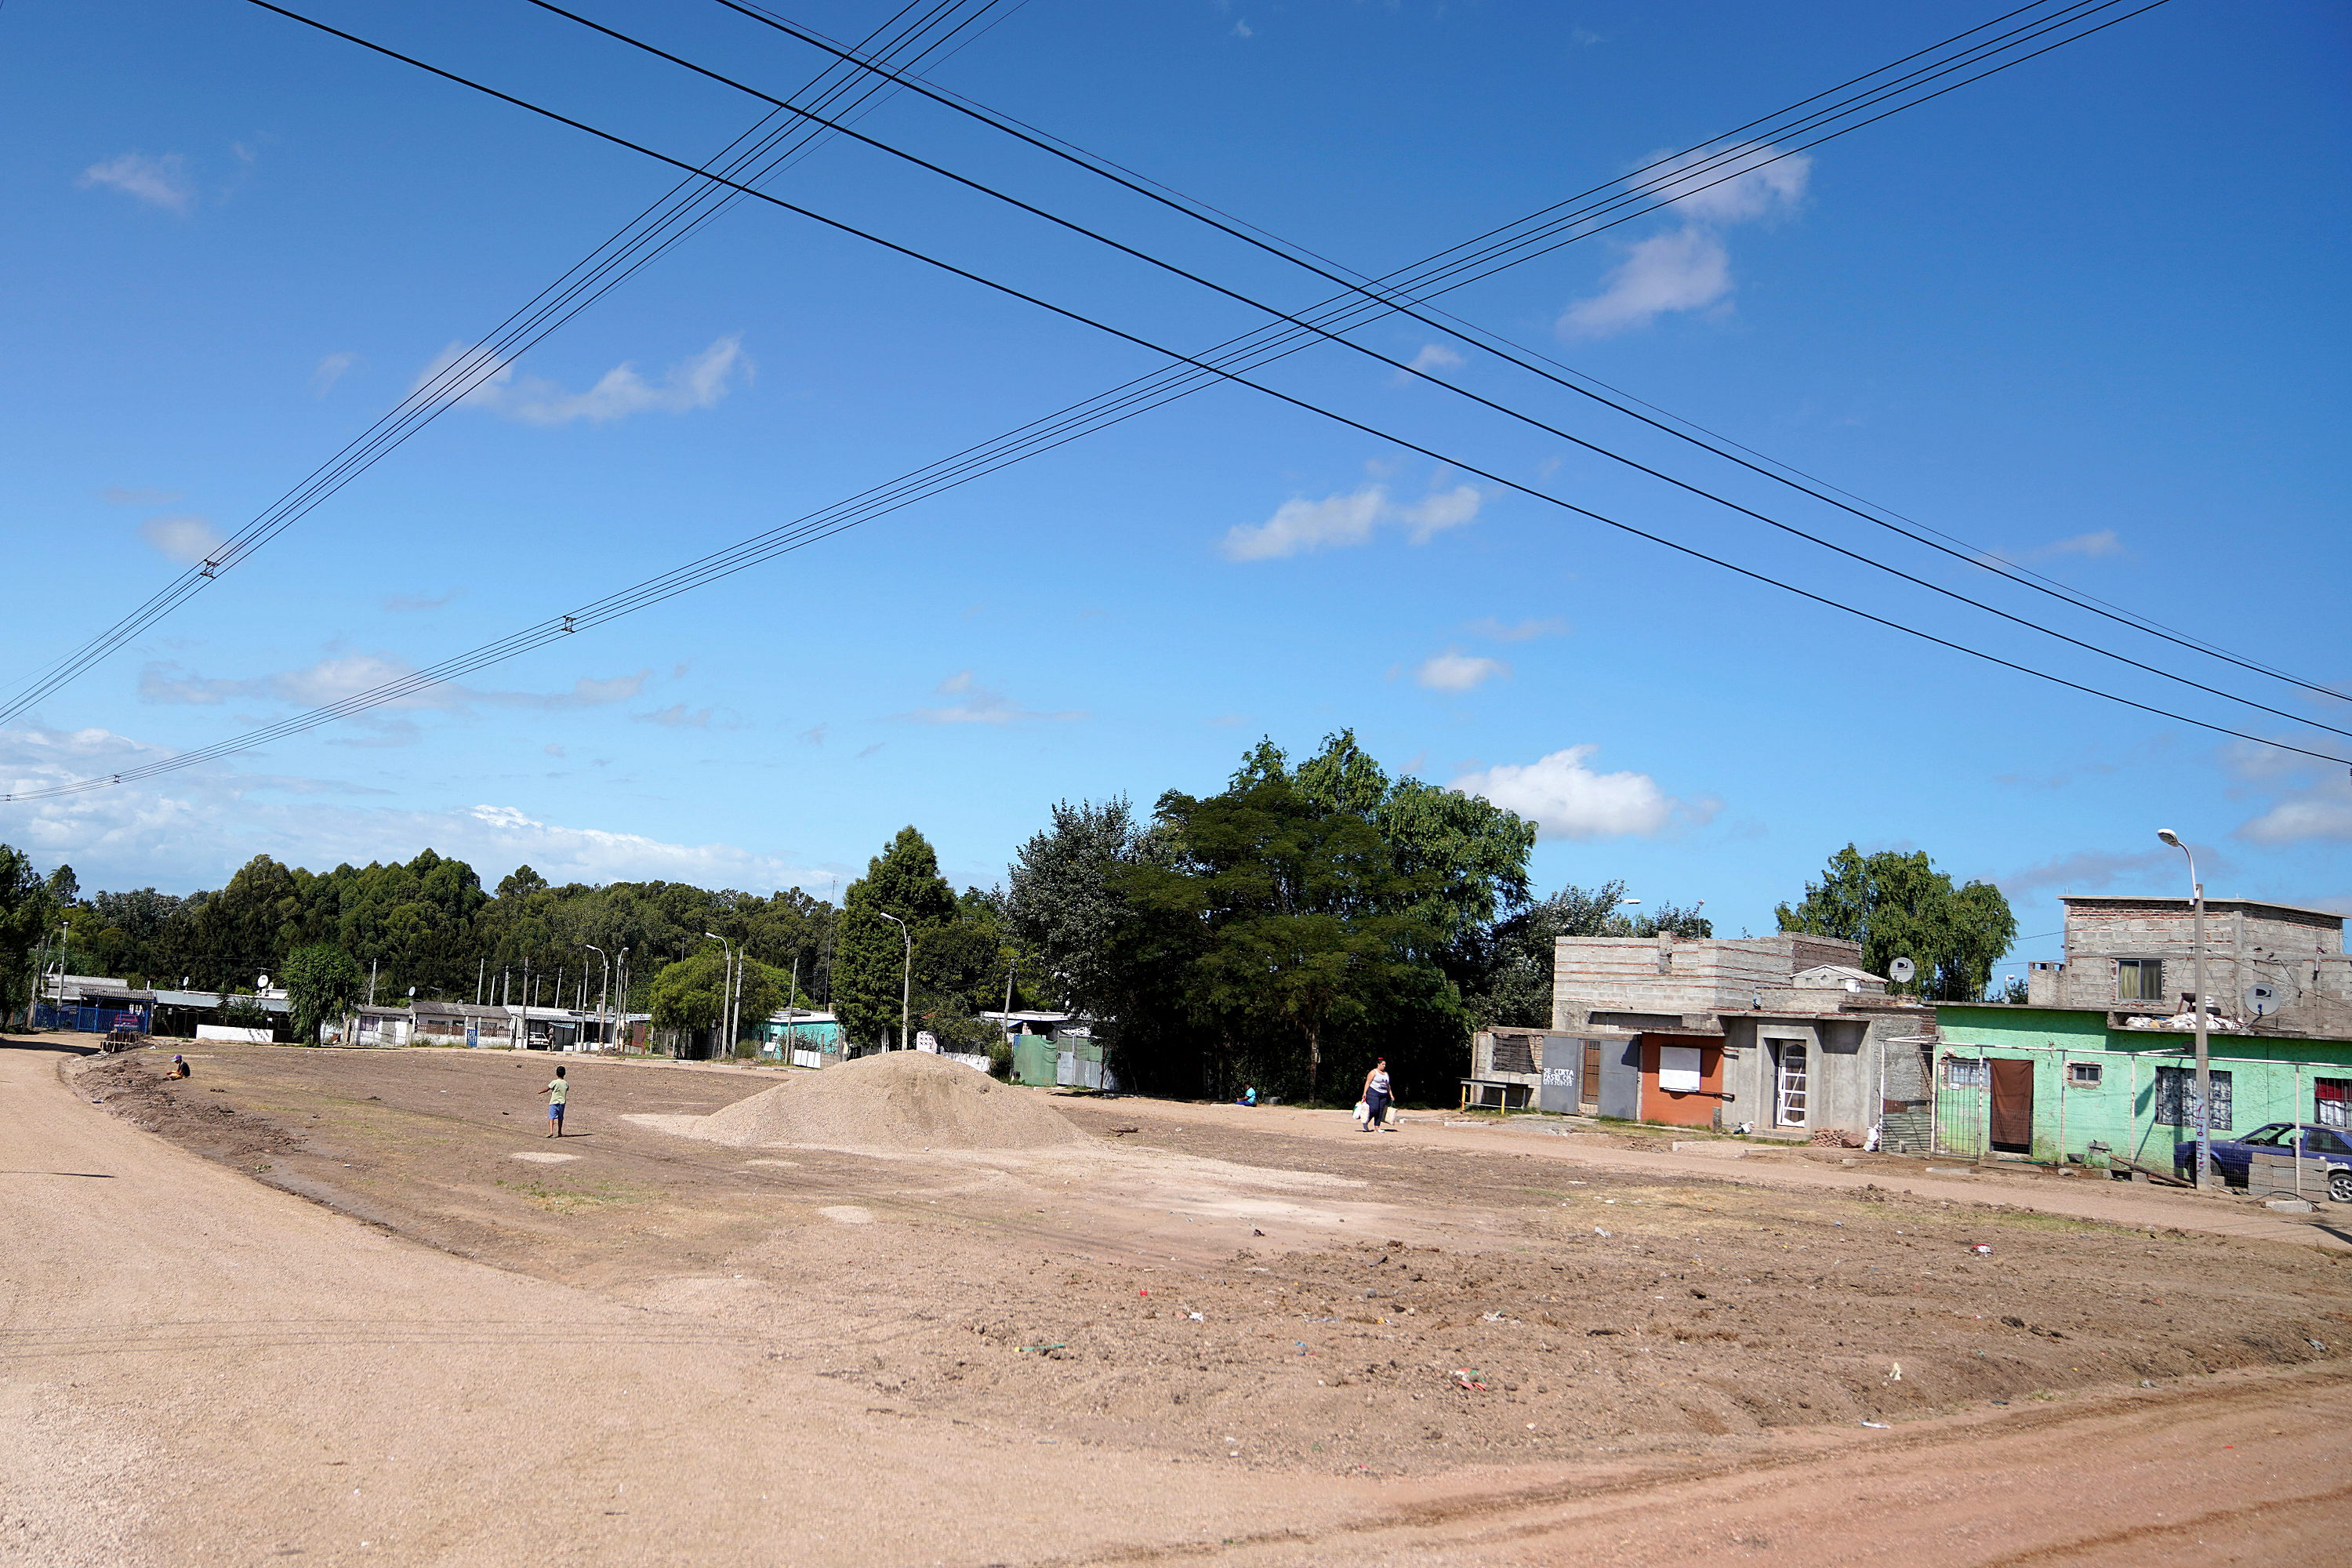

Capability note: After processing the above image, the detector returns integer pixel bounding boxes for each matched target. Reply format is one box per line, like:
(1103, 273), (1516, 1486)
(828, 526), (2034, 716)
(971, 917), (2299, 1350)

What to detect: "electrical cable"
(465, 0), (2352, 745)
(9, 0), (2340, 802)
(0, 0), (1018, 730)
(782, 0), (2331, 702)
(695, 0), (2342, 713)
(0, 0), (2122, 728)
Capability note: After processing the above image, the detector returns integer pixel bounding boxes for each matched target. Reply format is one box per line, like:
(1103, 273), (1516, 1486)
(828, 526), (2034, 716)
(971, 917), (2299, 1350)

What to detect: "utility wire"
(496, 0), (2352, 746)
(0, 0), (1016, 731)
(750, 0), (2333, 704)
(9, 0), (2339, 802)
(695, 0), (2340, 714)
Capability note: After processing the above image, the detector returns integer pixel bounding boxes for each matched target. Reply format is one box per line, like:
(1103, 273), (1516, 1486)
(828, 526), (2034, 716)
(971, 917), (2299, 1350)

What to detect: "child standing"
(544, 1065), (569, 1137)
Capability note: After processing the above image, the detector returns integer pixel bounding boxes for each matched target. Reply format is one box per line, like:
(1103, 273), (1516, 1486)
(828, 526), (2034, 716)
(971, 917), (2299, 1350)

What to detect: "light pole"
(703, 933), (737, 1062)
(583, 943), (610, 1052)
(2157, 829), (2212, 1192)
(876, 911), (912, 1051)
(617, 946), (630, 1052)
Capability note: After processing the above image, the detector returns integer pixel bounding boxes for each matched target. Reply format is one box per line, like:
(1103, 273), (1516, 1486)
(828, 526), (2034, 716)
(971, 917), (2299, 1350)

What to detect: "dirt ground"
(69, 1041), (2352, 1476)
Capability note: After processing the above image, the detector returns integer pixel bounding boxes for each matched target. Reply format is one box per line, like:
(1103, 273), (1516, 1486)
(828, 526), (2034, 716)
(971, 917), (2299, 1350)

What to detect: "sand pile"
(681, 1051), (1089, 1153)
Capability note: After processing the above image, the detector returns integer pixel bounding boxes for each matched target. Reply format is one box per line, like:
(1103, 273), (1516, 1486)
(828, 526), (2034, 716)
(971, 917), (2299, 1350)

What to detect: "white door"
(1774, 1041), (1809, 1127)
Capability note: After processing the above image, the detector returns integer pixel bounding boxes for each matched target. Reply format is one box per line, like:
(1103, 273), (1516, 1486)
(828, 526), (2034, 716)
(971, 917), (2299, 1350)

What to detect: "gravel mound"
(688, 1051), (1087, 1152)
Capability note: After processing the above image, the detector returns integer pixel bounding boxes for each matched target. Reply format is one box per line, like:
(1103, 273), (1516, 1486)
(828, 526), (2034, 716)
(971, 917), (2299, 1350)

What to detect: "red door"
(1989, 1058), (2034, 1151)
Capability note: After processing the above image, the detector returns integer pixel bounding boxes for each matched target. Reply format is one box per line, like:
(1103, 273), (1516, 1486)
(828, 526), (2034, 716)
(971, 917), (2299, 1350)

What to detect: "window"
(2239, 1125), (2293, 1148)
(1944, 1055), (1987, 1088)
(2316, 1078), (2351, 1131)
(2067, 1061), (2103, 1087)
(2305, 1128), (2352, 1157)
(2153, 1065), (2233, 1131)
(2116, 959), (2164, 1002)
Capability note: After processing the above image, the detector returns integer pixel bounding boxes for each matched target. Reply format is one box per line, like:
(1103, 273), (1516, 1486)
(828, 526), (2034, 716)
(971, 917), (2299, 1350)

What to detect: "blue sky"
(2, 0), (2346, 980)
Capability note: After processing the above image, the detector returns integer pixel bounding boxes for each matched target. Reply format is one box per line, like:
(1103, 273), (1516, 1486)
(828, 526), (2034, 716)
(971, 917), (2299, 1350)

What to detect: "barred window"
(2154, 1065), (2233, 1131)
(1944, 1055), (1987, 1088)
(2067, 1061), (2103, 1087)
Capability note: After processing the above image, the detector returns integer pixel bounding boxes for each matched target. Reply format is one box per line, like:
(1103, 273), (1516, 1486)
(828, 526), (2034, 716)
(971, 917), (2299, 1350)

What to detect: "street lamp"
(702, 933), (739, 1062)
(582, 943), (610, 1052)
(2156, 829), (2212, 1192)
(875, 911), (913, 1051)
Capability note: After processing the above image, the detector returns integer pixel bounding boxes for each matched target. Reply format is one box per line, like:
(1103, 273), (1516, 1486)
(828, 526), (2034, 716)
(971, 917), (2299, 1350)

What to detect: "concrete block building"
(1549, 932), (1936, 1145)
(2026, 895), (2352, 1035)
(1940, 895), (2352, 1168)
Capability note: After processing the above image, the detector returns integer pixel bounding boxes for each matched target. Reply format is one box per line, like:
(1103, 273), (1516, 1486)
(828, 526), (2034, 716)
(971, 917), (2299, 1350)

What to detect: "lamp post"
(583, 943), (610, 1053)
(2157, 829), (2212, 1192)
(703, 933), (737, 1062)
(876, 911), (912, 1051)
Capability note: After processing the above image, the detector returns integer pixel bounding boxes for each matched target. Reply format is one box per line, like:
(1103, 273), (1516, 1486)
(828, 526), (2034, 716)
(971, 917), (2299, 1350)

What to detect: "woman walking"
(1360, 1058), (1393, 1131)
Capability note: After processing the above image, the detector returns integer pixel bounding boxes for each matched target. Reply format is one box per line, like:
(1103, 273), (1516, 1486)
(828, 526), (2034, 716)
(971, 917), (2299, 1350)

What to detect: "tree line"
(1, 730), (2016, 1097)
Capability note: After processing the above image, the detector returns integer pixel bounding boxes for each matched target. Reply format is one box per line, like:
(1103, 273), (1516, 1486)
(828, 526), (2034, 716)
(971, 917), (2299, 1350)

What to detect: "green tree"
(648, 947), (785, 1047)
(283, 943), (363, 1045)
(1776, 845), (2016, 1000)
(834, 827), (957, 1047)
(0, 845), (58, 1029)
(1125, 776), (1444, 1102)
(1006, 797), (1147, 1016)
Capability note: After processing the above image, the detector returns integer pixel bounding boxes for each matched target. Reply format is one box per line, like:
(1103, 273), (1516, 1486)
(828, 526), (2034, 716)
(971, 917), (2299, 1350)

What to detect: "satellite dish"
(1889, 957), (1917, 984)
(2245, 982), (2278, 1018)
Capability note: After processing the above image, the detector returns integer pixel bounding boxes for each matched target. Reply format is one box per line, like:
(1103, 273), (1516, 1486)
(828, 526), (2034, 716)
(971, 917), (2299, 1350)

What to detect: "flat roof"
(2061, 894), (2344, 924)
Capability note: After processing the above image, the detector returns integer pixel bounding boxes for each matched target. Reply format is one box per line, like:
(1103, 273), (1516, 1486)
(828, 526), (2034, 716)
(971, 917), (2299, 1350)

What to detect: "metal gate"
(1933, 1052), (1987, 1157)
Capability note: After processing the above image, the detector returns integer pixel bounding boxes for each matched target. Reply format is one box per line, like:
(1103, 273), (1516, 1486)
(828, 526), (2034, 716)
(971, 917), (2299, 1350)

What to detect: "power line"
(487, 0), (2352, 746)
(695, 0), (2342, 713)
(9, 0), (2342, 802)
(0, 0), (1019, 731)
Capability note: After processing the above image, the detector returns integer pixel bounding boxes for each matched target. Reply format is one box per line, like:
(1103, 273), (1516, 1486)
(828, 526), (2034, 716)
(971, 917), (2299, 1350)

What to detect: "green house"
(1930, 1003), (2352, 1169)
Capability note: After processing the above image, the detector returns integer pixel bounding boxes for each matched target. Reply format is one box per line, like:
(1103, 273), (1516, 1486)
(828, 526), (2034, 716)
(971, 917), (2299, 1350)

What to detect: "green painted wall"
(1931, 1006), (2352, 1167)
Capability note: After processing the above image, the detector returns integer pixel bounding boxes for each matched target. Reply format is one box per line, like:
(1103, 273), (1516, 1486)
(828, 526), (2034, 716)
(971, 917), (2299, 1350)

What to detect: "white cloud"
(1635, 147), (1810, 225)
(2025, 529), (2125, 561)
(1561, 145), (1808, 338)
(1408, 343), (1465, 373)
(1449, 745), (1713, 840)
(423, 335), (751, 426)
(1561, 227), (1732, 337)
(902, 670), (1084, 725)
(1465, 615), (1570, 642)
(1220, 481), (1483, 561)
(137, 514), (224, 565)
(2239, 774), (2352, 845)
(313, 352), (361, 397)
(0, 723), (827, 893)
(1415, 650), (1509, 692)
(633, 703), (734, 730)
(136, 652), (646, 719)
(79, 151), (194, 214)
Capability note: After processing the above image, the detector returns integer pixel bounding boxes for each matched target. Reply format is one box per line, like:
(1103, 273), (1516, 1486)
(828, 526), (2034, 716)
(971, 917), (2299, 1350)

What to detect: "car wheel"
(2329, 1169), (2352, 1206)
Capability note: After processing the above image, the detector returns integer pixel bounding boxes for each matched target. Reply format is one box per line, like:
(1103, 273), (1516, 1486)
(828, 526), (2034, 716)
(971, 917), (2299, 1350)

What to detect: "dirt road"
(5, 1037), (2347, 1566)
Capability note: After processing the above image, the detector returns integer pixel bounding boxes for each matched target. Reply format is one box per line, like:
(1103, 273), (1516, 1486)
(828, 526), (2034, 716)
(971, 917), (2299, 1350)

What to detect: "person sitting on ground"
(1361, 1058), (1394, 1131)
(1235, 1086), (1257, 1106)
(167, 1054), (191, 1080)
(543, 1065), (569, 1138)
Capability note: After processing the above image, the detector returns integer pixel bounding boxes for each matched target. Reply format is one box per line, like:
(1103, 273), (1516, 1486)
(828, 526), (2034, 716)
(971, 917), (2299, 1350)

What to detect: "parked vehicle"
(2175, 1122), (2352, 1201)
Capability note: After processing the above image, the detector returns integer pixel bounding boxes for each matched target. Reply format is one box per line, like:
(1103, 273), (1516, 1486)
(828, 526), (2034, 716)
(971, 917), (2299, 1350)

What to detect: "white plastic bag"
(1353, 1100), (1370, 1124)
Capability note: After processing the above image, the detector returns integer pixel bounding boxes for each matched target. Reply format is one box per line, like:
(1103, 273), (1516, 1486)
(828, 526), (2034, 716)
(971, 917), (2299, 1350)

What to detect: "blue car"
(2174, 1122), (2352, 1202)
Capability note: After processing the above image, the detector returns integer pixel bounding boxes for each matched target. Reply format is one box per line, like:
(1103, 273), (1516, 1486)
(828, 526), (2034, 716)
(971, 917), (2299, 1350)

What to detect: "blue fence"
(36, 1003), (151, 1034)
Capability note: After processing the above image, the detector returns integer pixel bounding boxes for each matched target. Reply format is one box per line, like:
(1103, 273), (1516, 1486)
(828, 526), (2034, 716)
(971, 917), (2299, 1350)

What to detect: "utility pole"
(877, 911), (912, 1051)
(476, 956), (485, 1006)
(367, 956), (379, 1007)
(2158, 829), (2212, 1190)
(618, 947), (630, 1053)
(704, 933), (736, 1062)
